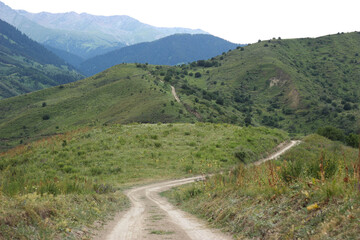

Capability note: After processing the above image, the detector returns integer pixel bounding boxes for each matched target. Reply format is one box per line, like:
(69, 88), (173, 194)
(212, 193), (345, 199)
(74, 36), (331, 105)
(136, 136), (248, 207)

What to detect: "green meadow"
(0, 123), (288, 239)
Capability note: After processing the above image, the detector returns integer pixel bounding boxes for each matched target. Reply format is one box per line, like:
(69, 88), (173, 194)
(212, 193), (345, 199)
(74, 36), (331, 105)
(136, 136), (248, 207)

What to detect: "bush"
(154, 142), (162, 148)
(93, 183), (115, 194)
(234, 147), (255, 163)
(280, 160), (303, 182)
(343, 102), (352, 110)
(42, 114), (50, 120)
(194, 72), (202, 78)
(346, 133), (359, 148)
(164, 75), (171, 82)
(184, 165), (193, 173)
(63, 165), (74, 173)
(317, 126), (345, 142)
(150, 135), (158, 140)
(216, 98), (224, 105)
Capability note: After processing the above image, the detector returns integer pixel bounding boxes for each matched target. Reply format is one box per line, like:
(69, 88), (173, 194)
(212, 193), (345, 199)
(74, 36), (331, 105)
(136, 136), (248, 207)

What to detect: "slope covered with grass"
(1, 32), (360, 151)
(166, 32), (360, 136)
(0, 64), (193, 151)
(0, 123), (288, 239)
(165, 135), (360, 239)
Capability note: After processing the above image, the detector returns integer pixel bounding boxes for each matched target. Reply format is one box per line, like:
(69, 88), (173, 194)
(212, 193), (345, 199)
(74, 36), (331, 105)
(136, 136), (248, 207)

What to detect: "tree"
(346, 133), (359, 148)
(317, 126), (345, 142)
(216, 98), (224, 105)
(244, 114), (252, 126)
(343, 102), (352, 110)
(194, 72), (202, 78)
(164, 75), (171, 82)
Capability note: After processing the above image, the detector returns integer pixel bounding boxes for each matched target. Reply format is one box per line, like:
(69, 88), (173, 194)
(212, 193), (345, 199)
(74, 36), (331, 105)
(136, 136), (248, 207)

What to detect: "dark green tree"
(317, 126), (345, 141)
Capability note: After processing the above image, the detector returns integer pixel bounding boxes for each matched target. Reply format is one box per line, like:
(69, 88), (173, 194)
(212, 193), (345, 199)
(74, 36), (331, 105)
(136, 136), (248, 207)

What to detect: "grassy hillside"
(161, 32), (360, 135)
(0, 19), (83, 99)
(0, 123), (288, 239)
(0, 64), (194, 151)
(165, 134), (360, 239)
(1, 32), (360, 150)
(79, 34), (239, 76)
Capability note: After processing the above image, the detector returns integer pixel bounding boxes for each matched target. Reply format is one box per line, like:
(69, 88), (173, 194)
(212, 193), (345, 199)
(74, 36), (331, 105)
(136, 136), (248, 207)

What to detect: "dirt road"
(96, 140), (300, 240)
(254, 140), (301, 166)
(171, 86), (181, 103)
(101, 176), (230, 240)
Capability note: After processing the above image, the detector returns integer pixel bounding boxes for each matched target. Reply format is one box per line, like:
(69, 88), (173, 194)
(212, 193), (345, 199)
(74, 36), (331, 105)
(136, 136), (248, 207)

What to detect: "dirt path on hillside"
(254, 140), (301, 166)
(94, 140), (301, 240)
(171, 86), (181, 103)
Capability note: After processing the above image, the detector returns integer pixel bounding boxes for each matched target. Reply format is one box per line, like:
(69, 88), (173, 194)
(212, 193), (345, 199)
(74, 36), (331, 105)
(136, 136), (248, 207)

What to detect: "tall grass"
(165, 134), (360, 239)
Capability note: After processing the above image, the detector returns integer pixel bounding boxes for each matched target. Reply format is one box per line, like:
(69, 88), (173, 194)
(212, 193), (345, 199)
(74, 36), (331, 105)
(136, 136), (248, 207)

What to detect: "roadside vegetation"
(164, 134), (360, 239)
(0, 123), (287, 239)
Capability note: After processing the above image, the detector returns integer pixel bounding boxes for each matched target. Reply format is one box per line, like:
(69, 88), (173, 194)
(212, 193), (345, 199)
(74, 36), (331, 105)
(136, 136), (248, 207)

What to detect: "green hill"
(0, 64), (193, 151)
(1, 32), (359, 150)
(0, 19), (83, 99)
(166, 32), (360, 135)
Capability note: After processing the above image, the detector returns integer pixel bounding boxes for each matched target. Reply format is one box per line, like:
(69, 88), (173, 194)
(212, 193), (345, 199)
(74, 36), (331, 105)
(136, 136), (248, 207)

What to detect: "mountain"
(44, 45), (85, 67)
(0, 32), (359, 151)
(0, 1), (206, 60)
(0, 19), (83, 99)
(79, 34), (240, 76)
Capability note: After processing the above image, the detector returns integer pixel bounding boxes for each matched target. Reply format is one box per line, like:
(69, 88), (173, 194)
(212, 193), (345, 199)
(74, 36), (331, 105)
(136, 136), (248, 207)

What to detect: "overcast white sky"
(2, 0), (359, 43)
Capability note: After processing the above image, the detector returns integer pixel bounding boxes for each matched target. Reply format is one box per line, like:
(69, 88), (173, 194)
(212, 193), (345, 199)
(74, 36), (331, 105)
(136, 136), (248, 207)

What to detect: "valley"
(0, 19), (83, 99)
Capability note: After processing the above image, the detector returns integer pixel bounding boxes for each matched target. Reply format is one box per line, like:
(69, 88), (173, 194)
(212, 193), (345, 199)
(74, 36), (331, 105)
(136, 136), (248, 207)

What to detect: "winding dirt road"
(97, 140), (300, 240)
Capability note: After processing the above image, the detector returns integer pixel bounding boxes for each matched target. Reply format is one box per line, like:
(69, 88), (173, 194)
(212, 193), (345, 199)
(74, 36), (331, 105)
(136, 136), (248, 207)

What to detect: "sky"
(1, 0), (359, 43)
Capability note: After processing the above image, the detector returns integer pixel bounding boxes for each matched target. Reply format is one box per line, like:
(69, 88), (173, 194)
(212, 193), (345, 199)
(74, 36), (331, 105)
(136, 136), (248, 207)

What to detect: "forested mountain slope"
(0, 19), (83, 99)
(80, 34), (239, 76)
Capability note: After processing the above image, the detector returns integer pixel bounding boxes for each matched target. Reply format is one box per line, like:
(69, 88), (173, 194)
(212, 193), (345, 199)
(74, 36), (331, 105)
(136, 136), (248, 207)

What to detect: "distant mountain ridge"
(0, 1), (206, 59)
(0, 19), (83, 99)
(79, 34), (240, 76)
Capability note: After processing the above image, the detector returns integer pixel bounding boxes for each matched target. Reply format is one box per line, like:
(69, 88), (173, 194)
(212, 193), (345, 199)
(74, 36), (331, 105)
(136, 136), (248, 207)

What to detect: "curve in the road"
(101, 140), (301, 240)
